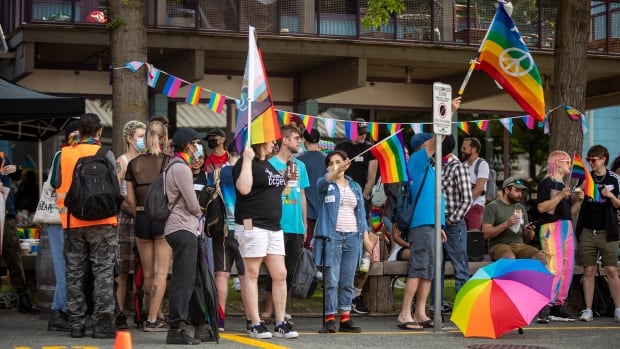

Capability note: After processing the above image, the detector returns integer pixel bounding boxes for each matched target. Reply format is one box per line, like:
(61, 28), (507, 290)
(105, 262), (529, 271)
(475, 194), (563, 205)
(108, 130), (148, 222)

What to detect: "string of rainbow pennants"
(121, 61), (588, 139)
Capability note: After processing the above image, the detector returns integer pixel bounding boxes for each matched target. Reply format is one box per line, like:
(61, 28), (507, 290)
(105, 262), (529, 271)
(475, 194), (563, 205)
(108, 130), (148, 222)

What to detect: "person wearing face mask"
(204, 128), (229, 173)
(114, 120), (146, 329)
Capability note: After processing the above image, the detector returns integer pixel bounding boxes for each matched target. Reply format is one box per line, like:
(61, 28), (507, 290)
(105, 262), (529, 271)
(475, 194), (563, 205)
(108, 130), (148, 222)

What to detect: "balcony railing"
(2, 0), (619, 54)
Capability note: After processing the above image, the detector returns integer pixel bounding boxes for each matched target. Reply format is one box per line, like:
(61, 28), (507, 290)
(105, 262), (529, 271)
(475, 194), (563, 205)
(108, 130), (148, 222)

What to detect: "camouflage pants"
(65, 224), (117, 326)
(1, 218), (27, 296)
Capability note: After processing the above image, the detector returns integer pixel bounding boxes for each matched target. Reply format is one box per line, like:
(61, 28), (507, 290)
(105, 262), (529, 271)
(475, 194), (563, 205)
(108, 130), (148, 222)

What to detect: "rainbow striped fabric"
(476, 2), (545, 122)
(369, 131), (409, 184)
(368, 122), (380, 142)
(185, 85), (202, 105)
(571, 152), (603, 202)
(208, 92), (225, 113)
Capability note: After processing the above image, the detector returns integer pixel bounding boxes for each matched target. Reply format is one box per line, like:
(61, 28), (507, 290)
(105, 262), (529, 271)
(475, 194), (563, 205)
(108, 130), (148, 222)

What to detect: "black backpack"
(65, 147), (123, 221)
(144, 158), (180, 221)
(592, 274), (615, 317)
(197, 168), (228, 238)
(395, 165), (429, 234)
(290, 248), (318, 299)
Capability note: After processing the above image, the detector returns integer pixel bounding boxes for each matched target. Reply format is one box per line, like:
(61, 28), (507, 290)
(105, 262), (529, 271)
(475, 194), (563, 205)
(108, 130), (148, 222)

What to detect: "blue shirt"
(297, 150), (327, 219)
(268, 157), (310, 234)
(408, 149), (445, 228)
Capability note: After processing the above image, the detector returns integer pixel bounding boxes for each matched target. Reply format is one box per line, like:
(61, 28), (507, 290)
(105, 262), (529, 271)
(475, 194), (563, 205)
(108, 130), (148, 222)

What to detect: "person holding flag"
(573, 145), (620, 322)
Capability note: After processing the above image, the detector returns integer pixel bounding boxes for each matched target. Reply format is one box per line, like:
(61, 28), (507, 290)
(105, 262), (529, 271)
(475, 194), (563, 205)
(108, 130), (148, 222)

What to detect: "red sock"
(326, 314), (335, 322)
(341, 313), (350, 323)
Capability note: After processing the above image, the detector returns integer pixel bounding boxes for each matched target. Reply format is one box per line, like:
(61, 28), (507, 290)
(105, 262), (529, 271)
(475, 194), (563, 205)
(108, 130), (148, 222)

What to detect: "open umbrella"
(450, 258), (553, 339)
(197, 236), (220, 343)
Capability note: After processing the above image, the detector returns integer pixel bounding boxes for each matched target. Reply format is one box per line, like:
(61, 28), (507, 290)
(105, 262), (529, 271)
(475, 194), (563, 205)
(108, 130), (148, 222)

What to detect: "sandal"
(259, 315), (273, 325)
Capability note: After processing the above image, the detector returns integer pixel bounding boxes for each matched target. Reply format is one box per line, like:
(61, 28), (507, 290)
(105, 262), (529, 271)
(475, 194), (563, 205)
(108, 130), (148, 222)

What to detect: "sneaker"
(48, 310), (70, 331)
(246, 319), (253, 332)
(579, 308), (594, 322)
(615, 309), (620, 323)
(166, 328), (200, 345)
(550, 305), (575, 320)
(339, 320), (361, 333)
(250, 323), (272, 339)
(115, 311), (128, 329)
(92, 319), (117, 339)
(352, 296), (370, 314)
(70, 325), (85, 338)
(232, 277), (241, 292)
(194, 323), (216, 342)
(392, 278), (406, 289)
(324, 319), (337, 333)
(536, 305), (551, 324)
(274, 321), (299, 339)
(144, 319), (168, 332)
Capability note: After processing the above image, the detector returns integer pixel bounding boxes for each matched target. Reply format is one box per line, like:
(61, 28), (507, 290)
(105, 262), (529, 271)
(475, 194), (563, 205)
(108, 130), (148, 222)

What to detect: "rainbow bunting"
(185, 84), (202, 105)
(301, 114), (314, 131)
(208, 91), (225, 113)
(571, 152), (603, 202)
(162, 76), (182, 98)
(369, 130), (409, 184)
(564, 105), (582, 120)
(147, 66), (161, 88)
(344, 121), (359, 140)
(521, 115), (535, 129)
(368, 122), (380, 142)
(388, 123), (401, 134)
(278, 110), (292, 125)
(458, 121), (470, 134)
(475, 120), (489, 131)
(475, 2), (545, 121)
(233, 26), (281, 151)
(499, 118), (513, 133)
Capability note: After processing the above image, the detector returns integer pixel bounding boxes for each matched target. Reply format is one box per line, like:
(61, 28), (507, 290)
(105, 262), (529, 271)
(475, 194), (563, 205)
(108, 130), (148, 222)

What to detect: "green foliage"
(106, 17), (127, 30)
(361, 0), (405, 29)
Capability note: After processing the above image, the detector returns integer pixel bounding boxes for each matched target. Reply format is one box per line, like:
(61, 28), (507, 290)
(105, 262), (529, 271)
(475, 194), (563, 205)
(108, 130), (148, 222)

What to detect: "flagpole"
(246, 26), (255, 148)
(352, 129), (404, 160)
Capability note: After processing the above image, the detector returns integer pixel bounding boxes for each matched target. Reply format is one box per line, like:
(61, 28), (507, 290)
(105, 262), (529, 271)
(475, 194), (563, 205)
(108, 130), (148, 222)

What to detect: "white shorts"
(234, 224), (285, 258)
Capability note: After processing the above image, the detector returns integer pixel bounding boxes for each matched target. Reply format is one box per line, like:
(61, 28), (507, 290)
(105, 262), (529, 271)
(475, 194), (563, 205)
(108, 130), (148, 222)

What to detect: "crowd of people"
(2, 103), (620, 344)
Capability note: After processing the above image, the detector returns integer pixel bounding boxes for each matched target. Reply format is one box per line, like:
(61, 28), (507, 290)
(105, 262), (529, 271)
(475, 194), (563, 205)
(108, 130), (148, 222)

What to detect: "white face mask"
(134, 137), (145, 152)
(193, 143), (204, 160)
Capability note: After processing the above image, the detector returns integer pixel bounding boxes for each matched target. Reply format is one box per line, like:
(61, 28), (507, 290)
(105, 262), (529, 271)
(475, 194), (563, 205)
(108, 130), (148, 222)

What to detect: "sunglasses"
(586, 157), (600, 163)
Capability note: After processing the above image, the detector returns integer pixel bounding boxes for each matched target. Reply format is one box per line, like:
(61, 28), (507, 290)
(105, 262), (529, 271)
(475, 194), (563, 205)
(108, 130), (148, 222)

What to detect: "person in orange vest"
(56, 113), (119, 339)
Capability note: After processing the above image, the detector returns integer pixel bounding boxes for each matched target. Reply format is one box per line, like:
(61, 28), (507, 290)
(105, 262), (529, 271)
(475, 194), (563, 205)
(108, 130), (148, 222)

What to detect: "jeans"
(324, 231), (362, 315)
(47, 224), (66, 312)
(431, 220), (469, 305)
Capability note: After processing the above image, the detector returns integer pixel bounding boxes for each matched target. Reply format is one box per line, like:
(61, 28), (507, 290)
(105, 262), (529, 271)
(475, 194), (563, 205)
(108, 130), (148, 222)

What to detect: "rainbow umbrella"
(450, 258), (553, 339)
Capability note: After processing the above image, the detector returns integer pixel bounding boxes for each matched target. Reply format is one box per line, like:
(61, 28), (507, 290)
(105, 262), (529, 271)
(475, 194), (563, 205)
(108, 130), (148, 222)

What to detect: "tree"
(106, 0), (148, 156)
(549, 0), (590, 155)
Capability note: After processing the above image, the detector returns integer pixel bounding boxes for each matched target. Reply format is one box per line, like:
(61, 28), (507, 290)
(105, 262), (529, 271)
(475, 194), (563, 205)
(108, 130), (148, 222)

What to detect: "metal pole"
(433, 134), (443, 332)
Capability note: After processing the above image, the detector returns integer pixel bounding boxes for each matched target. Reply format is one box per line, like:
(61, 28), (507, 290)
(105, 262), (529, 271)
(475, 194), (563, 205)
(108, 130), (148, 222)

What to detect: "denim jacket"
(312, 174), (368, 266)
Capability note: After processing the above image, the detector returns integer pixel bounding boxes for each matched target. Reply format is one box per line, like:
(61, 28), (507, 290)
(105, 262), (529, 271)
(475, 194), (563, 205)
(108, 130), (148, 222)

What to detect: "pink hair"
(546, 150), (571, 178)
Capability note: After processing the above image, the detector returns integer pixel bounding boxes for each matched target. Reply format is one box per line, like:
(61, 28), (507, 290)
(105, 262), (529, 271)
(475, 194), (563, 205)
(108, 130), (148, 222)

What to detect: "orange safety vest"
(56, 144), (118, 229)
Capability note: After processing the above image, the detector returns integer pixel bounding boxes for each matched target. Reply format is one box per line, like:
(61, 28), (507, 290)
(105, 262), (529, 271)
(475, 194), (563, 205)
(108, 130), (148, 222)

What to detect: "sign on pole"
(433, 82), (452, 135)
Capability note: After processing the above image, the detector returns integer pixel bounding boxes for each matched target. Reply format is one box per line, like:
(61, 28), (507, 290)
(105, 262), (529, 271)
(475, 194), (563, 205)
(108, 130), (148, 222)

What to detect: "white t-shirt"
(465, 158), (489, 207)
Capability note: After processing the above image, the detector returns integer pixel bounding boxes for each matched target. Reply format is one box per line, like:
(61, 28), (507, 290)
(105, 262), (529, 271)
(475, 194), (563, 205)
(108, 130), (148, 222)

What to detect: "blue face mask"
(134, 137), (145, 152)
(193, 143), (204, 160)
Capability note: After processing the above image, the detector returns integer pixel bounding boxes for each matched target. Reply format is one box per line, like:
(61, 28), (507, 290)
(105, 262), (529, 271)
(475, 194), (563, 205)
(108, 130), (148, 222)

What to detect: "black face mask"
(207, 139), (219, 149)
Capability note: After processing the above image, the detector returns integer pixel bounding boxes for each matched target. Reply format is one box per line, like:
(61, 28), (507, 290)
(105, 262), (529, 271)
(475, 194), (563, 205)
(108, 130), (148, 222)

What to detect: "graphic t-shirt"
(268, 157), (310, 234)
(232, 158), (286, 231)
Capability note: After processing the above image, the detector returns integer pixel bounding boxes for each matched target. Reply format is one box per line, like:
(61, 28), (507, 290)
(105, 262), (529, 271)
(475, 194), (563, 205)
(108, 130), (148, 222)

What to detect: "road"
(1, 309), (619, 349)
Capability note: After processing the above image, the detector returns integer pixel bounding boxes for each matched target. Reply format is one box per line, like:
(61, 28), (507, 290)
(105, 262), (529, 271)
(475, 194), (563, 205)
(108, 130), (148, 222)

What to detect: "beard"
(460, 152), (471, 162)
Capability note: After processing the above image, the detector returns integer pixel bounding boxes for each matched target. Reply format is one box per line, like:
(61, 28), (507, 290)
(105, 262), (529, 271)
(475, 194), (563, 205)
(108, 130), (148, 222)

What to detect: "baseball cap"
(410, 133), (433, 150)
(502, 176), (527, 190)
(172, 128), (206, 148)
(355, 118), (369, 135)
(303, 129), (320, 144)
(206, 128), (226, 138)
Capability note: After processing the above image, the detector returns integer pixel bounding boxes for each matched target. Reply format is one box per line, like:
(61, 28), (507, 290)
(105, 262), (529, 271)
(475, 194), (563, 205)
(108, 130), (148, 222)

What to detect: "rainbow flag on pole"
(369, 130), (409, 183)
(571, 152), (603, 202)
(475, 2), (545, 122)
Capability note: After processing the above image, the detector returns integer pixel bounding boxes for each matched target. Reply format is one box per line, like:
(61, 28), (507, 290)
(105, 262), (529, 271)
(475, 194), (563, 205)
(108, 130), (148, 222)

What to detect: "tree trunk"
(108, 0), (148, 156)
(549, 0), (590, 155)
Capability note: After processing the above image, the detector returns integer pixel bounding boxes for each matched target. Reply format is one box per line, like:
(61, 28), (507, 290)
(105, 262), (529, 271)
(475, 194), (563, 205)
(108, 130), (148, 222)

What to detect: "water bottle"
(359, 252), (371, 273)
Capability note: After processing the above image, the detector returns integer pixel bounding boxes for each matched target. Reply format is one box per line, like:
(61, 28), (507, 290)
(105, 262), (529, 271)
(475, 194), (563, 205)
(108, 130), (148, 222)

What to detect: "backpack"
(197, 168), (228, 238)
(590, 273), (615, 317)
(290, 248), (318, 299)
(395, 165), (429, 234)
(64, 147), (123, 221)
(473, 158), (497, 202)
(370, 178), (387, 207)
(144, 158), (180, 221)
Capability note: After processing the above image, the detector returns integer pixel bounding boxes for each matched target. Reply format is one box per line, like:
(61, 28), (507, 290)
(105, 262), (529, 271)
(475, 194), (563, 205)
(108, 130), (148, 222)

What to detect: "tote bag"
(32, 178), (61, 225)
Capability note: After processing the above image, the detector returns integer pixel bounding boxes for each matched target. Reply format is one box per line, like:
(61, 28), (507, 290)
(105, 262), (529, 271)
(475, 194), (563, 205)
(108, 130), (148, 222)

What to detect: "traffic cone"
(114, 330), (132, 349)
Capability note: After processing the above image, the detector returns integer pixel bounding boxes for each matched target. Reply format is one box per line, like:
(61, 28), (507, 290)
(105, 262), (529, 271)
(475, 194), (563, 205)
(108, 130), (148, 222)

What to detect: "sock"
(353, 287), (362, 298)
(341, 313), (350, 323)
(326, 314), (335, 322)
(276, 321), (284, 327)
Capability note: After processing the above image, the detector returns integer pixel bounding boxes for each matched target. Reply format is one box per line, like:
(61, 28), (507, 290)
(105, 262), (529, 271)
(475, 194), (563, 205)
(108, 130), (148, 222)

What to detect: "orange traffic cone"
(114, 330), (132, 349)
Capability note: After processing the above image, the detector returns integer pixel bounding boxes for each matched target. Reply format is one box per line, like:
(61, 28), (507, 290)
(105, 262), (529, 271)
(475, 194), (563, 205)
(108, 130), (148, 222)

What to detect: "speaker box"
(467, 230), (486, 262)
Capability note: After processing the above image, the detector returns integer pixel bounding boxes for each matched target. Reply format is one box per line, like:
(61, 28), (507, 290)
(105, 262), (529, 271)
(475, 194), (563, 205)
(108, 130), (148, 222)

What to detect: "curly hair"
(122, 120), (146, 144)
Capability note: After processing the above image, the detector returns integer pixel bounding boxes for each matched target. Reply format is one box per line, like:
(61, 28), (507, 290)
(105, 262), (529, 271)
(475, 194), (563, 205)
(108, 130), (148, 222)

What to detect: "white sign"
(433, 82), (452, 135)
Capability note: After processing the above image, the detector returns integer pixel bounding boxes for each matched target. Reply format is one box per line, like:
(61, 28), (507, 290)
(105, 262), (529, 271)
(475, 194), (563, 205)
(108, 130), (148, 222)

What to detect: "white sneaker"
(250, 324), (272, 339)
(614, 309), (620, 323)
(393, 278), (406, 289)
(579, 308), (593, 322)
(232, 277), (241, 292)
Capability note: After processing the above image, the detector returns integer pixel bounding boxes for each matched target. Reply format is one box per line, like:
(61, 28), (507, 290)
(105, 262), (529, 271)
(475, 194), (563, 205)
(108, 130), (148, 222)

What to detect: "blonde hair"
(146, 120), (168, 155)
(122, 120), (146, 145)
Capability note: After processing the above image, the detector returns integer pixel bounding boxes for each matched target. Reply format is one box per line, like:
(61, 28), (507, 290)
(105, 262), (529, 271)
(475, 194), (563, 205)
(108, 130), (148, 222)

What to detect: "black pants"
(165, 230), (206, 328)
(265, 233), (304, 292)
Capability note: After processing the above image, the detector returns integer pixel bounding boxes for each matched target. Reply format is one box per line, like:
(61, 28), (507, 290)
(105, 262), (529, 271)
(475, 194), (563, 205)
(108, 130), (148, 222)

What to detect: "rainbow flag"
(475, 2), (545, 122)
(369, 130), (409, 184)
(301, 114), (314, 131)
(234, 26), (281, 150)
(185, 84), (202, 105)
(475, 120), (489, 131)
(564, 105), (582, 120)
(345, 121), (359, 140)
(278, 110), (292, 125)
(458, 121), (470, 135)
(208, 92), (225, 113)
(571, 152), (603, 202)
(388, 123), (401, 134)
(368, 122), (380, 142)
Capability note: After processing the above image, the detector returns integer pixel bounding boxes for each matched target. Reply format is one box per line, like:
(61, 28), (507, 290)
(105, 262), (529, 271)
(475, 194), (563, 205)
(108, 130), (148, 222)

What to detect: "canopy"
(0, 78), (84, 141)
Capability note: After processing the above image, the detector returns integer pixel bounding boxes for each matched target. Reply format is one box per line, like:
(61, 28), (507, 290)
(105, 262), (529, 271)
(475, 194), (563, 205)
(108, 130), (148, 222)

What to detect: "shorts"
(213, 231), (244, 275)
(234, 224), (285, 258)
(407, 225), (435, 280)
(134, 211), (165, 240)
(465, 204), (484, 231)
(577, 228), (620, 267)
(489, 243), (540, 261)
(116, 211), (135, 273)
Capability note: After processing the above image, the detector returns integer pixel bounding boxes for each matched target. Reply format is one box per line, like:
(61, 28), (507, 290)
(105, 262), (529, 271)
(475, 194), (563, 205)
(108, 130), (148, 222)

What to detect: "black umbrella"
(196, 236), (220, 343)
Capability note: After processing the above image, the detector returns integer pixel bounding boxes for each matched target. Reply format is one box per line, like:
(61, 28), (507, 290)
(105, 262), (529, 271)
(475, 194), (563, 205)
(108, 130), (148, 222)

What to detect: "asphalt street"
(1, 309), (620, 349)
